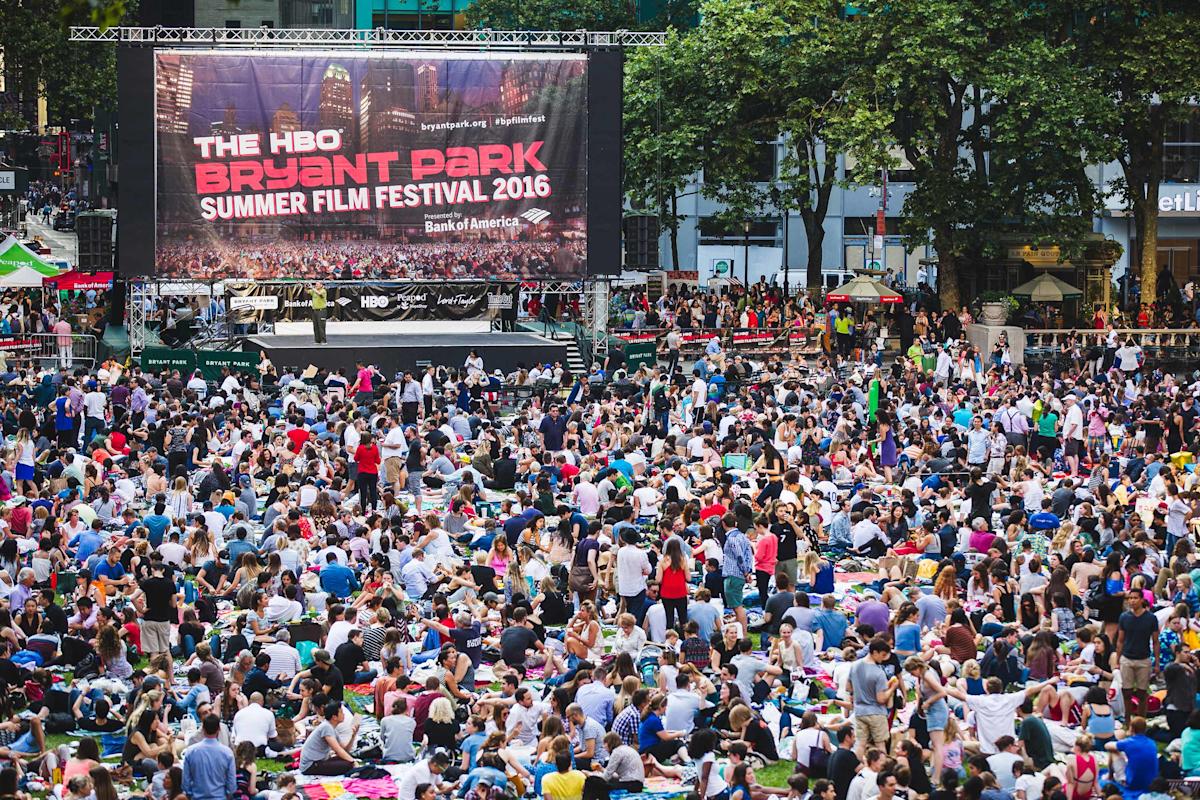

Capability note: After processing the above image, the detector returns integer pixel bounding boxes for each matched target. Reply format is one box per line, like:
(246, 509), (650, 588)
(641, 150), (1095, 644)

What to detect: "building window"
(1164, 107), (1200, 184)
(261, 20), (274, 27)
(225, 19), (241, 27)
(844, 146), (916, 182)
(372, 11), (455, 30)
(698, 217), (779, 246)
(749, 143), (776, 183)
(1164, 144), (1200, 184)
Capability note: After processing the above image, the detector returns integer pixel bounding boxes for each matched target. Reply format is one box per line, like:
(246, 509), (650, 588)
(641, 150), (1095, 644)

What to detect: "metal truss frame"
(69, 27), (667, 48)
(584, 278), (610, 364)
(126, 280), (148, 356)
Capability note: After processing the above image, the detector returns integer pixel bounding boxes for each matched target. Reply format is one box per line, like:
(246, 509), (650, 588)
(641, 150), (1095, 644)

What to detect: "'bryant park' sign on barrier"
(141, 347), (258, 381)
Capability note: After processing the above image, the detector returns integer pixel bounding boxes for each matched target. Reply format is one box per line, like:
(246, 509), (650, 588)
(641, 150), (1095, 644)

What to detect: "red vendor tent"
(47, 271), (114, 291)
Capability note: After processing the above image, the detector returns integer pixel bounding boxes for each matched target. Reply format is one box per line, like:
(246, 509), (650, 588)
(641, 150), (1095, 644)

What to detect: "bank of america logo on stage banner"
(520, 208), (552, 224)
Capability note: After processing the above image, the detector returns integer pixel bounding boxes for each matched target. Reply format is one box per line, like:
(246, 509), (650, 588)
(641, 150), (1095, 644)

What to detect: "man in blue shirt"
(609, 451), (634, 481)
(1105, 716), (1157, 793)
(182, 714), (236, 800)
(813, 594), (849, 651)
(707, 369), (727, 402)
(142, 502), (172, 548)
(1028, 498), (1062, 532)
(226, 527), (258, 568)
(687, 590), (721, 642)
(69, 520), (104, 563)
(319, 552), (359, 599)
(722, 524), (754, 632)
(94, 547), (131, 591)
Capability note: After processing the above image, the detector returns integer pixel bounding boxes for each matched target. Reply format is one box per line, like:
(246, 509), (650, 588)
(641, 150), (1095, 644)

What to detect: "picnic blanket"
(300, 778), (399, 800)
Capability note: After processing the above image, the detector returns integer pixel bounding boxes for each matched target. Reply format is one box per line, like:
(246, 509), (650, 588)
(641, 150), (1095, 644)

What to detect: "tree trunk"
(936, 229), (960, 311)
(806, 221), (824, 293)
(1139, 199), (1158, 306)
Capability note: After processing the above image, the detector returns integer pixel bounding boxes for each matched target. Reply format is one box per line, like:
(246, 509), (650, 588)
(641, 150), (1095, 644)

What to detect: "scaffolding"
(69, 26), (667, 48)
(87, 26), (636, 358)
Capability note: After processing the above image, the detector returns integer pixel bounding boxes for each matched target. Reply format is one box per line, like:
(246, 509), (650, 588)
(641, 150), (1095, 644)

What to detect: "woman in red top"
(656, 537), (691, 634)
(354, 433), (381, 511)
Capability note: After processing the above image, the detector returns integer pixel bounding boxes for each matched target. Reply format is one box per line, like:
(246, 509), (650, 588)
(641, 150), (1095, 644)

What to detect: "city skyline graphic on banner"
(155, 51), (586, 143)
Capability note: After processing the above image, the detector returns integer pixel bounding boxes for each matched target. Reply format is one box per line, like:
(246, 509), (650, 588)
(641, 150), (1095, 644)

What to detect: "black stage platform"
(244, 331), (569, 375)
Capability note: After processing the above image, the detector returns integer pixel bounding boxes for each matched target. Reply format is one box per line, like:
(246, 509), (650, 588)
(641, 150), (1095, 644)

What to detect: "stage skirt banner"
(225, 282), (518, 323)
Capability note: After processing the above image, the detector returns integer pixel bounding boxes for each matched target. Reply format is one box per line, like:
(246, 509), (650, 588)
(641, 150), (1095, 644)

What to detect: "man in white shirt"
(615, 530), (652, 622)
(82, 384), (107, 445)
(187, 372), (207, 399)
(266, 588), (304, 625)
(1062, 395), (1085, 477)
(158, 531), (188, 567)
(663, 673), (705, 735)
(690, 374), (707, 425)
(231, 692), (282, 751)
(505, 687), (549, 746)
(397, 752), (454, 800)
(986, 736), (1025, 791)
(632, 483), (662, 518)
(262, 631), (302, 679)
(381, 417), (408, 492)
(220, 371), (242, 395)
(851, 508), (887, 557)
(951, 677), (1055, 754)
(324, 607), (357, 657)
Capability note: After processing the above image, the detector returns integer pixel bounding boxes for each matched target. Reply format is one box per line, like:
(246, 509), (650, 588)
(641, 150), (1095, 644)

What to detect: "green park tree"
(0, 0), (134, 129)
(852, 0), (1114, 309)
(465, 0), (696, 32)
(1072, 0), (1200, 306)
(624, 0), (891, 288)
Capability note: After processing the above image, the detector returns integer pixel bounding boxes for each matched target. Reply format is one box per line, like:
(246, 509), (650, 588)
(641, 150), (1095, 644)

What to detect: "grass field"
(755, 760), (796, 788)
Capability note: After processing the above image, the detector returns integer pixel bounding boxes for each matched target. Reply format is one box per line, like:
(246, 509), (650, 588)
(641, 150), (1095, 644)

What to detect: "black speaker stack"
(623, 214), (661, 271)
(76, 210), (116, 273)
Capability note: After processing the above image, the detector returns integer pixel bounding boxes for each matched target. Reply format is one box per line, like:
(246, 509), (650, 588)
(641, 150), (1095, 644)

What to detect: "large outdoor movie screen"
(153, 50), (589, 281)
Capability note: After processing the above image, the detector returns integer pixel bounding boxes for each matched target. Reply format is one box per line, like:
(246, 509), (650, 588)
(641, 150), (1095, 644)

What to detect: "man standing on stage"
(310, 282), (328, 344)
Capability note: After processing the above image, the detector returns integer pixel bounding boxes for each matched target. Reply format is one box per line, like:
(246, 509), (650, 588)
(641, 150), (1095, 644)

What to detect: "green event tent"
(0, 236), (61, 286)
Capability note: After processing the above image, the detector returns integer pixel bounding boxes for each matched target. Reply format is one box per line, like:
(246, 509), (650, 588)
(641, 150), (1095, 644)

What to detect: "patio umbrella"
(826, 274), (903, 304)
(1010, 273), (1082, 302)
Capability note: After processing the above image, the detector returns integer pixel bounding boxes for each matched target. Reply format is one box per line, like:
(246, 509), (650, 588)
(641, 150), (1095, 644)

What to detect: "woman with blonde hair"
(796, 552), (822, 593)
(13, 428), (34, 494)
(614, 675), (641, 715)
(423, 697), (459, 751)
(227, 551), (263, 597)
(123, 689), (170, 775)
(166, 476), (193, 519)
(563, 601), (603, 663)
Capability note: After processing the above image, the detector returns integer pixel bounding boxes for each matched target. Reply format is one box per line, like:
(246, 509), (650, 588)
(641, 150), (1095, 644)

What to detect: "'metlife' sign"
(1160, 188), (1200, 214)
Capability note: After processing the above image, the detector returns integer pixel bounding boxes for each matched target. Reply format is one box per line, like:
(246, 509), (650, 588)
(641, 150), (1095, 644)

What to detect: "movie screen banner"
(225, 282), (517, 323)
(156, 50), (588, 281)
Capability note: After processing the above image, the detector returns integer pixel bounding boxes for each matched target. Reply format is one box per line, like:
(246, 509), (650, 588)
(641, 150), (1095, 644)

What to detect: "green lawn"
(755, 760), (796, 788)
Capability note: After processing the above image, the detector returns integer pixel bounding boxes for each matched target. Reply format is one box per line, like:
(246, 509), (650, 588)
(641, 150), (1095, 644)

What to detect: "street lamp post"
(782, 209), (789, 298)
(742, 219), (751, 288)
